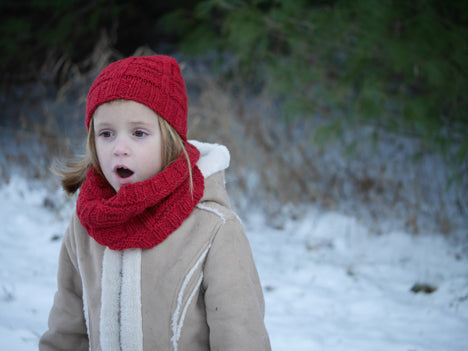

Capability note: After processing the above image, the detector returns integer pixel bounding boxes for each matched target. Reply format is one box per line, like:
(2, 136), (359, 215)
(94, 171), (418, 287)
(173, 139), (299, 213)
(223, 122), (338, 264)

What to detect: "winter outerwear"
(86, 55), (188, 139)
(39, 141), (271, 351)
(76, 141), (204, 250)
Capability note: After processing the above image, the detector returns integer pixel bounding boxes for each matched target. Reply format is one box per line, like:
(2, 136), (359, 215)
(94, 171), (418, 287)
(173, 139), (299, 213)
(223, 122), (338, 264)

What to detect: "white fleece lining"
(179, 273), (204, 337)
(100, 248), (122, 351)
(171, 244), (212, 350)
(196, 203), (227, 224)
(82, 289), (91, 351)
(189, 140), (230, 179)
(76, 254), (91, 351)
(120, 249), (143, 351)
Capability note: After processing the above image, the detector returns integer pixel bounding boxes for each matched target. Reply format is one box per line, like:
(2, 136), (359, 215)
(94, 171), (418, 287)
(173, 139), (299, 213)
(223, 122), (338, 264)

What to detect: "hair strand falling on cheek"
(158, 116), (194, 196)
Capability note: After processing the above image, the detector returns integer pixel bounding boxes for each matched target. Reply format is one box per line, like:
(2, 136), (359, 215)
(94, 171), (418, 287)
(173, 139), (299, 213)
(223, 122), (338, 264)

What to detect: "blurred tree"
(1, 0), (120, 82)
(1, 0), (466, 178)
(159, 0), (468, 178)
(0, 0), (198, 84)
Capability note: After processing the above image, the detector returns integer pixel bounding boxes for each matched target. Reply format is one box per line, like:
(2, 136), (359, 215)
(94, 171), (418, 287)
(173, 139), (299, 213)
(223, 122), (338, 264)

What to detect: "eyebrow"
(94, 119), (157, 128)
(127, 120), (157, 126)
(93, 120), (112, 129)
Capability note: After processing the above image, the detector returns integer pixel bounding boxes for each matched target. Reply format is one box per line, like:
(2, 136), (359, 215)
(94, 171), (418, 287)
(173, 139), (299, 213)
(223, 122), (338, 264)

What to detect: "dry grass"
(183, 67), (466, 236)
(1, 41), (466, 237)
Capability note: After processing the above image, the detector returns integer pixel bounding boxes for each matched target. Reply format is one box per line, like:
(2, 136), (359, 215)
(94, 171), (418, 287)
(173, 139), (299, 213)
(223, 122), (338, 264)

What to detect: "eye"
(99, 130), (113, 138)
(134, 130), (148, 138)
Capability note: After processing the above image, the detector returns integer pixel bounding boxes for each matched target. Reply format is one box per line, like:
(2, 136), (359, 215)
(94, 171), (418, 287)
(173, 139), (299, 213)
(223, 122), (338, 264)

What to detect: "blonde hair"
(53, 114), (192, 195)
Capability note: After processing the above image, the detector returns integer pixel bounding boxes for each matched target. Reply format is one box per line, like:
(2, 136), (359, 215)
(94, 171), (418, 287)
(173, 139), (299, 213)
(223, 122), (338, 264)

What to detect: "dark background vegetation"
(2, 0), (467, 171)
(1, 0), (467, 234)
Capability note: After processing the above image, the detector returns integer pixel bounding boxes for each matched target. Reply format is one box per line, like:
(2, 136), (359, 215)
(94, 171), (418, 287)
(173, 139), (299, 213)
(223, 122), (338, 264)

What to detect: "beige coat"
(39, 141), (271, 351)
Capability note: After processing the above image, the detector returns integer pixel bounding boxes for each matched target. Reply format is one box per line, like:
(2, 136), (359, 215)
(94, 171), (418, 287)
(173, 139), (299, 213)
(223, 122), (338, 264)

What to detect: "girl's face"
(93, 100), (163, 192)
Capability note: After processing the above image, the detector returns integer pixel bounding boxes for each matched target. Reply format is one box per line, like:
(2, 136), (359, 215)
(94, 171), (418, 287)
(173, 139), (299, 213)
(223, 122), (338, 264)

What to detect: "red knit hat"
(86, 55), (188, 139)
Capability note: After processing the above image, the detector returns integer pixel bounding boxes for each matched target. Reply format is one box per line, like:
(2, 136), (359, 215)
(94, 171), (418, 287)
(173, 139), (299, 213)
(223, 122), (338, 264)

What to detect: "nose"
(113, 136), (131, 156)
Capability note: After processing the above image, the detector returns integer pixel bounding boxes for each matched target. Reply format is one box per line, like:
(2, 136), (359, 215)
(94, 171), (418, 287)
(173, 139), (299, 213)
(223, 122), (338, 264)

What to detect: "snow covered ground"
(0, 176), (467, 350)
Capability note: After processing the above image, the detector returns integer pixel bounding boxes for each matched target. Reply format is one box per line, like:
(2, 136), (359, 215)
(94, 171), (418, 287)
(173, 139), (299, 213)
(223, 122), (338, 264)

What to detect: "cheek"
(142, 145), (163, 177)
(154, 152), (164, 174)
(94, 141), (103, 161)
(149, 135), (164, 173)
(95, 141), (110, 167)
(148, 151), (163, 175)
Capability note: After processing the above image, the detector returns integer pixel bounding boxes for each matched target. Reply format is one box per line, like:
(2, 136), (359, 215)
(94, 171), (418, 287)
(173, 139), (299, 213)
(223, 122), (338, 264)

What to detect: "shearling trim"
(120, 249), (143, 351)
(189, 140), (230, 179)
(76, 253), (91, 351)
(171, 244), (212, 350)
(100, 248), (122, 351)
(196, 203), (227, 224)
(82, 289), (90, 351)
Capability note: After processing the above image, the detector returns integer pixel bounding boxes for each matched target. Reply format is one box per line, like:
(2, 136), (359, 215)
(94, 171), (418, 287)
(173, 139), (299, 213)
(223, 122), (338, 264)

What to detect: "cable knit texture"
(76, 142), (204, 251)
(85, 55), (188, 139)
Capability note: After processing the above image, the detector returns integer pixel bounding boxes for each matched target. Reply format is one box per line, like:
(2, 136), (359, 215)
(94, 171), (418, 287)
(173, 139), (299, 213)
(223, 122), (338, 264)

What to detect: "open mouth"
(116, 167), (134, 179)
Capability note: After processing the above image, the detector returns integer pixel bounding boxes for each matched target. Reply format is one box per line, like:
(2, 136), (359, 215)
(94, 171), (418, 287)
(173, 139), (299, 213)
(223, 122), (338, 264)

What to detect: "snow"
(0, 176), (467, 350)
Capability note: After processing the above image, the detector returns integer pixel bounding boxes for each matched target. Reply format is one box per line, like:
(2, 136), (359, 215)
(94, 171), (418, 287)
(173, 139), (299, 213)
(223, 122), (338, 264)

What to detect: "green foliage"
(0, 0), (124, 82)
(0, 0), (203, 83)
(1, 0), (467, 176)
(159, 0), (468, 173)
(160, 0), (468, 173)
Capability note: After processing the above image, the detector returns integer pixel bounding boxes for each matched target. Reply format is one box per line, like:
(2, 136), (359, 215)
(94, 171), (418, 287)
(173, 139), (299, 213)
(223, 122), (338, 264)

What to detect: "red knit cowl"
(76, 142), (204, 251)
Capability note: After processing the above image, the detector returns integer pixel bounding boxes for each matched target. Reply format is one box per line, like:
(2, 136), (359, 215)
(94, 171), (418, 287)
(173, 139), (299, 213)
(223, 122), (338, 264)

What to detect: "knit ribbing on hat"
(86, 55), (188, 139)
(76, 142), (204, 250)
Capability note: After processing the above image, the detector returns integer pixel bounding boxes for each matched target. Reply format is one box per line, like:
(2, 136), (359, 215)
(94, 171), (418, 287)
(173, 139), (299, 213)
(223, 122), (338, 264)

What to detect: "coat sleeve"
(203, 216), (271, 351)
(39, 221), (89, 351)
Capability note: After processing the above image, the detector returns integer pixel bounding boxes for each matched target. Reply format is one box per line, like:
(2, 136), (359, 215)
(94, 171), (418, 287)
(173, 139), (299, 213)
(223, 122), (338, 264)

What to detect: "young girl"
(39, 55), (271, 351)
